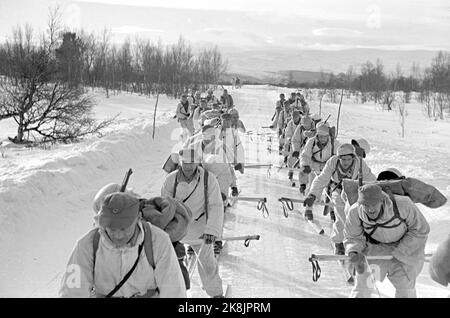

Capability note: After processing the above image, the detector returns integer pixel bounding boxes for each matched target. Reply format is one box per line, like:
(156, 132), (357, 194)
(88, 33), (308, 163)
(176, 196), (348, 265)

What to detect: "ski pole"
(238, 197), (269, 217)
(257, 198), (269, 218)
(238, 196), (267, 202)
(309, 253), (433, 262)
(273, 165), (304, 173)
(244, 164), (273, 169)
(183, 235), (261, 247)
(308, 253), (433, 283)
(278, 197), (294, 218)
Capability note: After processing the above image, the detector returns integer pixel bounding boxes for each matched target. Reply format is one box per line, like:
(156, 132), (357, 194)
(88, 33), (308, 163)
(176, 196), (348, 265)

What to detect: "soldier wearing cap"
(283, 110), (302, 186)
(269, 93), (286, 130)
(303, 143), (376, 255)
(161, 147), (225, 298)
(297, 123), (340, 195)
(218, 112), (245, 196)
(176, 93), (194, 141)
(220, 89), (234, 110)
(344, 184), (430, 298)
(59, 192), (186, 298)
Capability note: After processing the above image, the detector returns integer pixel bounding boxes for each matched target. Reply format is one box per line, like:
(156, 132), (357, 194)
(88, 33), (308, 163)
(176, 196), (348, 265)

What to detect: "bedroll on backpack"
(342, 178), (447, 208)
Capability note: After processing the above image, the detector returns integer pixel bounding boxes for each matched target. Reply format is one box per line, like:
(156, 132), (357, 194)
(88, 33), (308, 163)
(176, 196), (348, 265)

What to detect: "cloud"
(202, 27), (233, 33)
(312, 28), (364, 37)
(64, 4), (81, 30)
(111, 25), (165, 34)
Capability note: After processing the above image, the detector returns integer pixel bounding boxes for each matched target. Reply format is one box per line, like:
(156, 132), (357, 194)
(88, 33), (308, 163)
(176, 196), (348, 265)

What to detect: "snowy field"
(0, 85), (449, 297)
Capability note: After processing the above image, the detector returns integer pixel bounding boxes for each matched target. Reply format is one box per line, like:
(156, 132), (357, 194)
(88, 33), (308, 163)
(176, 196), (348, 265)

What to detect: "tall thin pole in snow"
(152, 68), (162, 140)
(336, 88), (344, 138)
(152, 93), (160, 140)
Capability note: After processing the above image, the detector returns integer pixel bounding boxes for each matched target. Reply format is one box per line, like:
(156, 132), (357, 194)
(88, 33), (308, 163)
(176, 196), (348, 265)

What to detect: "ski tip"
(224, 284), (232, 298)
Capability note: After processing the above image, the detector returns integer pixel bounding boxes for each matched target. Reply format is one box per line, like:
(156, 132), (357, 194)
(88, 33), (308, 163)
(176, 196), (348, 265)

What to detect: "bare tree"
(0, 25), (114, 144)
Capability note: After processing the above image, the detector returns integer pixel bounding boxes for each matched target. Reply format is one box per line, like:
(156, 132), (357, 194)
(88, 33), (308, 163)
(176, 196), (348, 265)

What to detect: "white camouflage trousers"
(349, 244), (421, 298)
(191, 243), (223, 297)
(330, 189), (346, 244)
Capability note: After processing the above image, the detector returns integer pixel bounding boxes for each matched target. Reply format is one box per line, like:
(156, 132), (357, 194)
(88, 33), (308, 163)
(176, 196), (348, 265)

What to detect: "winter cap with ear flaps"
(98, 192), (140, 229)
(93, 183), (122, 214)
(179, 147), (202, 163)
(337, 143), (355, 156)
(357, 184), (384, 206)
(316, 124), (330, 136)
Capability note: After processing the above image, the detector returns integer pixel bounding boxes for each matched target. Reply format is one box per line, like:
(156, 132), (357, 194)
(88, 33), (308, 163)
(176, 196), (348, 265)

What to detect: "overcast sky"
(0, 0), (449, 50)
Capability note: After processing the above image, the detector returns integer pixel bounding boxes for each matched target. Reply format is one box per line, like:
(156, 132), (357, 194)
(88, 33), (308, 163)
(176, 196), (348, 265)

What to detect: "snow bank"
(0, 92), (180, 296)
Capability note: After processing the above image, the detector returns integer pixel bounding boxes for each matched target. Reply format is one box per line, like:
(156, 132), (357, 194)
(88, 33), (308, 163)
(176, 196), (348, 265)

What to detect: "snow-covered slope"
(0, 86), (449, 297)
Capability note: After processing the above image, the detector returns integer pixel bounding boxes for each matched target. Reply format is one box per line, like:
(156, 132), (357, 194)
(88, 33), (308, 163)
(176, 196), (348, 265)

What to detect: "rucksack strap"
(361, 194), (407, 242)
(92, 229), (100, 280)
(194, 169), (209, 222)
(173, 168), (201, 204)
(204, 169), (209, 223)
(142, 221), (155, 269)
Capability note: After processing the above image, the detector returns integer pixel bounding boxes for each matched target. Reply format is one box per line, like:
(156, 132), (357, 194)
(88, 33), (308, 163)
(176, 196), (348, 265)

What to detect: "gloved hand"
(221, 192), (227, 202)
(234, 163), (242, 171)
(349, 251), (366, 274)
(303, 194), (316, 207)
(292, 151), (300, 158)
(302, 165), (311, 174)
(201, 234), (216, 245)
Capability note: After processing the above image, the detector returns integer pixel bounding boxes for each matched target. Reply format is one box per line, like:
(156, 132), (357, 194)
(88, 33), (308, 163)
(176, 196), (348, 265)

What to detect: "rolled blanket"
(342, 178), (447, 209)
(141, 196), (192, 242)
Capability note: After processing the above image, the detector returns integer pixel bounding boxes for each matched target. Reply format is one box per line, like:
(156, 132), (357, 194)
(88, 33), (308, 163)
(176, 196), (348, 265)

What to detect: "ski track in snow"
(0, 86), (449, 297)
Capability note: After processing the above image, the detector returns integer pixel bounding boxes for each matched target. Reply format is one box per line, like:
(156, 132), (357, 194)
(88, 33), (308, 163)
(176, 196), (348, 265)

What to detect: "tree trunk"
(17, 113), (25, 143)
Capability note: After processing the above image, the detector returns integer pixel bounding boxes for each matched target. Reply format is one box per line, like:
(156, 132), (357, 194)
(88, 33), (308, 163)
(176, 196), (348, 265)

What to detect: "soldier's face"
(318, 135), (329, 144)
(181, 161), (198, 177)
(105, 219), (138, 248)
(339, 155), (354, 169)
(361, 201), (383, 219)
(222, 120), (232, 129)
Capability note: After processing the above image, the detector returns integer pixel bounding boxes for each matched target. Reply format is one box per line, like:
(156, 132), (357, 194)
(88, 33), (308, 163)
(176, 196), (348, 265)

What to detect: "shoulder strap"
(172, 169), (181, 198)
(204, 169), (209, 223)
(142, 221), (155, 269)
(92, 229), (100, 279)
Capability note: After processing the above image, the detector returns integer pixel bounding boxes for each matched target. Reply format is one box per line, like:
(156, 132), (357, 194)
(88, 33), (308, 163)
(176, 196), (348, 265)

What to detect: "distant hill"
(218, 46), (441, 83)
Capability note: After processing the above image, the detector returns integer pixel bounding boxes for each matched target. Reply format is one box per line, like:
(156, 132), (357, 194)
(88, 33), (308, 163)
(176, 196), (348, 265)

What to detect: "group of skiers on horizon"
(57, 87), (450, 299)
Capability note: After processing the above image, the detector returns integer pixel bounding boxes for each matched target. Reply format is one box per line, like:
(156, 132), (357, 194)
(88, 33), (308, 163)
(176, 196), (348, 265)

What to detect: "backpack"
(172, 167), (209, 222)
(342, 178), (447, 209)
